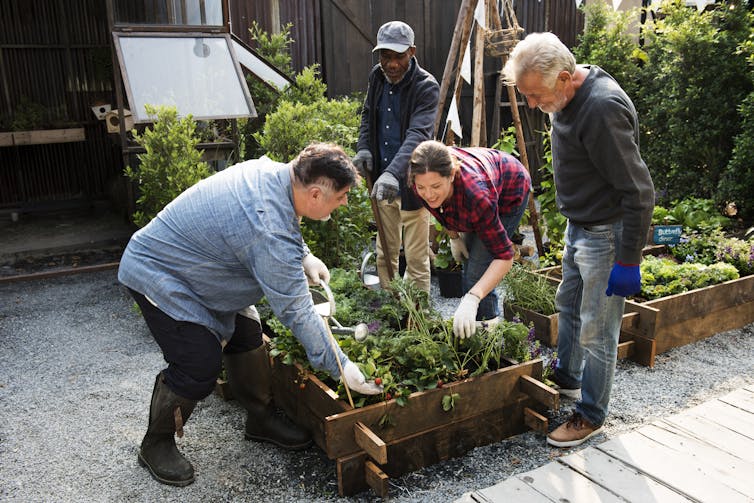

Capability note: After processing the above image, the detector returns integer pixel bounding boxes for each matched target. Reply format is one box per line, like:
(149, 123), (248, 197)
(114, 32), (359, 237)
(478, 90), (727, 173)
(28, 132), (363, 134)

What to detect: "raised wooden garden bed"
(271, 356), (559, 497)
(532, 264), (754, 367)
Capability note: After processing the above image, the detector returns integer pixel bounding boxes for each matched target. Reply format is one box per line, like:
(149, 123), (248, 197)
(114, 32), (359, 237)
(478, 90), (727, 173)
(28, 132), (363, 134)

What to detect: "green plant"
(535, 129), (566, 265)
(640, 255), (739, 300)
(124, 104), (213, 228)
(239, 22), (295, 160)
(637, 0), (753, 204)
(718, 91), (754, 221)
(652, 197), (732, 232)
(502, 263), (557, 315)
(267, 269), (555, 409)
(431, 218), (461, 271)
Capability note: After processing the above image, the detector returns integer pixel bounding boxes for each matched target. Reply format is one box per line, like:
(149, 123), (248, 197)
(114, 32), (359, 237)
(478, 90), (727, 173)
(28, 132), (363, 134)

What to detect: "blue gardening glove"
(605, 261), (641, 297)
(371, 171), (400, 203)
(351, 149), (373, 177)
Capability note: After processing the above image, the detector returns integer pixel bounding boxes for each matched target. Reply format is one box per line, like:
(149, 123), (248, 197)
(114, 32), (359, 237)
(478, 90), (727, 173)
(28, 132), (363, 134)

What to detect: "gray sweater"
(551, 65), (655, 264)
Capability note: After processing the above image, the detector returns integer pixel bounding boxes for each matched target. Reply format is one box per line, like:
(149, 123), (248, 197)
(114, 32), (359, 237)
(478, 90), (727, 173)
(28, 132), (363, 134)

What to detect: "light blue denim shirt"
(118, 159), (347, 378)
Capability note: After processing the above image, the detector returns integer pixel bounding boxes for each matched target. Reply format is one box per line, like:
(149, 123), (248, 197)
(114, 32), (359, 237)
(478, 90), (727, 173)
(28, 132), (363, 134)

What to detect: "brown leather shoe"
(547, 412), (603, 447)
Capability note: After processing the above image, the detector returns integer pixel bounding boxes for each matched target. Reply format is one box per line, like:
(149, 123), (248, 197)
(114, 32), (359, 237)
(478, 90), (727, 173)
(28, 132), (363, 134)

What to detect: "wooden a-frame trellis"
(434, 0), (545, 257)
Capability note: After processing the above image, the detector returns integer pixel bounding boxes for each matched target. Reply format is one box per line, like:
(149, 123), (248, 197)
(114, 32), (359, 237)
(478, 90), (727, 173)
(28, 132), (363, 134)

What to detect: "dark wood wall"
(0, 0), (582, 211)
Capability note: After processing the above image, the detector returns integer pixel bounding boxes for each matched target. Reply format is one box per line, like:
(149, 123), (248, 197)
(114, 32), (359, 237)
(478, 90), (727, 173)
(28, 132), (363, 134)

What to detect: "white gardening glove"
(450, 233), (469, 263)
(341, 360), (383, 395)
(351, 149), (373, 177)
(453, 293), (481, 339)
(371, 172), (400, 203)
(302, 253), (330, 286)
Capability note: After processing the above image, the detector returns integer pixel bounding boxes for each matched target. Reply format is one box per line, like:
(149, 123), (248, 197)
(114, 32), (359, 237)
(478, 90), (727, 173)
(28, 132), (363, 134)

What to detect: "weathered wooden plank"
(321, 359), (543, 459)
(503, 303), (558, 347)
(469, 475), (555, 502)
(518, 462), (624, 503)
(364, 460), (389, 498)
(523, 406), (548, 434)
(626, 333), (656, 367)
(519, 374), (559, 411)
(354, 422), (387, 465)
(658, 414), (754, 464)
(558, 447), (690, 502)
(0, 132), (13, 147)
(12, 127), (86, 145)
(642, 275), (754, 328)
(616, 340), (634, 360)
(685, 400), (754, 440)
(336, 397), (534, 496)
(651, 301), (754, 354)
(336, 451), (368, 497)
(597, 431), (751, 502)
(637, 423), (754, 497)
(622, 300), (660, 340)
(719, 388), (754, 415)
(379, 397), (533, 477)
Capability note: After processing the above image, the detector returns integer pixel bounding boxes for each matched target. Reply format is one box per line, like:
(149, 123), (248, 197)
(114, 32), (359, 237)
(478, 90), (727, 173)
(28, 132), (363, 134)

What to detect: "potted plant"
(431, 219), (463, 298)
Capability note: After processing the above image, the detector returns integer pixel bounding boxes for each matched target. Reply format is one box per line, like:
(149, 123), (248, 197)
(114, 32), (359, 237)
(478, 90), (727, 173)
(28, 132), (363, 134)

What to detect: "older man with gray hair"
(503, 32), (654, 448)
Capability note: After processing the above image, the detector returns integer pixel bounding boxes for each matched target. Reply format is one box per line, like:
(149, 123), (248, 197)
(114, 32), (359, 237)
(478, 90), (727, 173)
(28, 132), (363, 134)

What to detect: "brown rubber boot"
(137, 373), (197, 486)
(223, 345), (312, 451)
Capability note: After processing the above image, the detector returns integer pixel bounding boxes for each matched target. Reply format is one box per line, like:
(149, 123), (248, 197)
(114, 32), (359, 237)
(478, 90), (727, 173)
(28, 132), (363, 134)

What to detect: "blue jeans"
(554, 221), (625, 426)
(462, 193), (529, 320)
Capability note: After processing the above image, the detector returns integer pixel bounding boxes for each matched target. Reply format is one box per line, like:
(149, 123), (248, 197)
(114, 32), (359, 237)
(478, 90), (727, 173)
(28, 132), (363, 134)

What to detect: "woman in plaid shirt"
(409, 140), (531, 339)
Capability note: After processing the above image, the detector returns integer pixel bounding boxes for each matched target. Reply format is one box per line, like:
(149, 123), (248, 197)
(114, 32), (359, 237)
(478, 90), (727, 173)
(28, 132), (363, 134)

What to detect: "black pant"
(129, 289), (262, 400)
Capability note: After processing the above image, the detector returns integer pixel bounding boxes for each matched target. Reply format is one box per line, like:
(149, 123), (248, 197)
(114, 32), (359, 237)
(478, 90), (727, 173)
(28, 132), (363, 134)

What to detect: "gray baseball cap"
(373, 21), (415, 53)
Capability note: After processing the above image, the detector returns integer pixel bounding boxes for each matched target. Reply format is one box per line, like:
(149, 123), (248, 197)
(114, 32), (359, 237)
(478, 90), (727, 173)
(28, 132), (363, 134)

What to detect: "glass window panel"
(115, 34), (255, 122)
(114, 0), (223, 27)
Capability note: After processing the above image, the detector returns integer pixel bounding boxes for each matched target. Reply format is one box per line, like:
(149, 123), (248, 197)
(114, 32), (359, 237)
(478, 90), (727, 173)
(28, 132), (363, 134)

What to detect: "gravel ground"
(1, 267), (753, 503)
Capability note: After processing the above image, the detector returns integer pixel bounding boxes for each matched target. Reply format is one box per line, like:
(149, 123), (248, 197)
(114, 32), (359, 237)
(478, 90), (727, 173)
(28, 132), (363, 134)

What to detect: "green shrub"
(238, 22), (295, 160)
(717, 91), (754, 220)
(124, 104), (213, 228)
(637, 0), (753, 204)
(573, 1), (644, 99)
(640, 255), (739, 299)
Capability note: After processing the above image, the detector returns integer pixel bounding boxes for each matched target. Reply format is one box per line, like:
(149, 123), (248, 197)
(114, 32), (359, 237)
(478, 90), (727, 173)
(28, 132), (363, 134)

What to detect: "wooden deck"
(457, 386), (754, 503)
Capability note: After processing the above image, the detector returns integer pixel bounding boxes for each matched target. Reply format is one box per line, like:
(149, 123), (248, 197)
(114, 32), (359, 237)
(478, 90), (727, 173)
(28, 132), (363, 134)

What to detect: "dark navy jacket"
(356, 58), (439, 211)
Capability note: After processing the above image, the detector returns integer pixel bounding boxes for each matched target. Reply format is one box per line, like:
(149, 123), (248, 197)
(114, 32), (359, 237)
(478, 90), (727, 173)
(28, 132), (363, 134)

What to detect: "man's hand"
(450, 234), (469, 263)
(341, 361), (383, 395)
(371, 172), (400, 203)
(453, 293), (481, 339)
(302, 253), (330, 286)
(351, 149), (373, 177)
(605, 261), (641, 297)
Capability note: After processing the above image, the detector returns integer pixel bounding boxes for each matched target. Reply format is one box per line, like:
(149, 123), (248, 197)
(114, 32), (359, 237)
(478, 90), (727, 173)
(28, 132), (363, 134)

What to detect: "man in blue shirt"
(119, 143), (382, 487)
(352, 21), (439, 293)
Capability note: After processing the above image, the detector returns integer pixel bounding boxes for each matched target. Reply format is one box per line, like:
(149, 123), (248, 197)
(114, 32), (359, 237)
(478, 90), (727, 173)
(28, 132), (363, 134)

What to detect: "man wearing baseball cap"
(352, 21), (439, 294)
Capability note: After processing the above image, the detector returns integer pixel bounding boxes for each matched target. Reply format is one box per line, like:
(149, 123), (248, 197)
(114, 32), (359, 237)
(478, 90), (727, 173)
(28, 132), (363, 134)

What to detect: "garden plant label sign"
(653, 225), (683, 244)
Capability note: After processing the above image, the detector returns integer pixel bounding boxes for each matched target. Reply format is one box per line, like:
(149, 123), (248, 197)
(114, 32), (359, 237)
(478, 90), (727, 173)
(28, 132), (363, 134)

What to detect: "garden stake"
(316, 279), (355, 408)
(363, 171), (395, 281)
(323, 317), (355, 408)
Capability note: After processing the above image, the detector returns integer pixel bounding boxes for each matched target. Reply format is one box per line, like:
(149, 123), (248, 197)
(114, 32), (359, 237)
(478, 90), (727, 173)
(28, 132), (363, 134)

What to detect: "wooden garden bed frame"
(271, 356), (559, 497)
(531, 261), (754, 368)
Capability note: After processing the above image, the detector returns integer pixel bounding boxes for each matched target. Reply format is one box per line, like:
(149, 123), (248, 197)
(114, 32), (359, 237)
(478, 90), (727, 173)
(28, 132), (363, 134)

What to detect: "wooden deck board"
(718, 387), (754, 415)
(516, 462), (624, 502)
(557, 447), (691, 502)
(657, 414), (754, 464)
(471, 476), (554, 502)
(457, 387), (754, 503)
(637, 423), (754, 497)
(597, 431), (751, 502)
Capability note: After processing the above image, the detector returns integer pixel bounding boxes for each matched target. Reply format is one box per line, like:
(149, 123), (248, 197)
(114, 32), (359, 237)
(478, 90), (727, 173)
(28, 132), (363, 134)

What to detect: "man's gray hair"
(502, 32), (576, 88)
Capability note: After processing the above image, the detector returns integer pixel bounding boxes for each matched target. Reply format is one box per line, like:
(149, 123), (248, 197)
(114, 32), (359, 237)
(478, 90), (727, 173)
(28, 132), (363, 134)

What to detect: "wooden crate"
(271, 357), (559, 497)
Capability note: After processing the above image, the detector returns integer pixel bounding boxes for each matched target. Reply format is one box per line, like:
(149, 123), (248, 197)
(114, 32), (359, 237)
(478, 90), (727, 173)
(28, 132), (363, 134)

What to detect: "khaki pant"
(374, 199), (431, 293)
